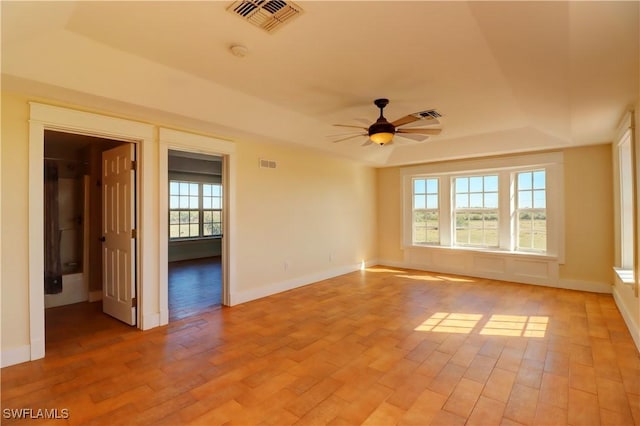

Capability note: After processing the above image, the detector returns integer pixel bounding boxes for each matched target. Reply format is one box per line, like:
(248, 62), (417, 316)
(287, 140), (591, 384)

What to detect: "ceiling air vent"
(227, 0), (303, 33)
(412, 109), (442, 120)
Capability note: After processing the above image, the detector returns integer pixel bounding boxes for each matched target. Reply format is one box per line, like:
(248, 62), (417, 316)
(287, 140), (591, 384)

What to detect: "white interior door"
(102, 143), (136, 325)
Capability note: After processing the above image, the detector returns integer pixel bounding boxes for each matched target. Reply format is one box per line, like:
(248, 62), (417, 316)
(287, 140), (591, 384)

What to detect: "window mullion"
(199, 183), (204, 237)
(441, 177), (452, 246)
(498, 171), (512, 251)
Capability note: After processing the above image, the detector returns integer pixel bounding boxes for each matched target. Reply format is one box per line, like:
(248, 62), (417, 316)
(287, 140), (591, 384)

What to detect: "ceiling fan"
(332, 98), (442, 146)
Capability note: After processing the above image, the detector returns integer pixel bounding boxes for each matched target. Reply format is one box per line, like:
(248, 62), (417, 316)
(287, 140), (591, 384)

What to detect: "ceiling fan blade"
(398, 117), (440, 128)
(354, 118), (371, 126)
(397, 128), (442, 135)
(395, 133), (429, 142)
(361, 139), (373, 146)
(391, 114), (420, 127)
(326, 132), (365, 137)
(392, 112), (440, 127)
(333, 124), (368, 130)
(332, 133), (368, 143)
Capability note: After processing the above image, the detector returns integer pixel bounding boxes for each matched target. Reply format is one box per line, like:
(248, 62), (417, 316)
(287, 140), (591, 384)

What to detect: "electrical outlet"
(284, 260), (290, 270)
(329, 254), (334, 263)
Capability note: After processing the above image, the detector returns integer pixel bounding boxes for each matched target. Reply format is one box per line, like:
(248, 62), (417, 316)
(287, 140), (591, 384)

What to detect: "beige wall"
(234, 139), (378, 296)
(0, 91), (378, 358)
(1, 93), (32, 351)
(377, 144), (615, 287)
(636, 104), (640, 289)
(377, 167), (404, 263)
(559, 144), (613, 283)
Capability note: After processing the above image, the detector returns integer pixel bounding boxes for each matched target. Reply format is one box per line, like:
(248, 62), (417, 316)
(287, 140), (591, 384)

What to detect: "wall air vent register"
(259, 159), (277, 169)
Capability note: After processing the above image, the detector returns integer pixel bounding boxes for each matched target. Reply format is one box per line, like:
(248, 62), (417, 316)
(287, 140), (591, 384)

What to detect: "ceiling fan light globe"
(370, 132), (394, 145)
(368, 119), (395, 143)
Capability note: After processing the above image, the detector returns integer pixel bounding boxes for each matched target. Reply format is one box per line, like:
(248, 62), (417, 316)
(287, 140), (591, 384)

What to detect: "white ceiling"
(2, 1), (638, 166)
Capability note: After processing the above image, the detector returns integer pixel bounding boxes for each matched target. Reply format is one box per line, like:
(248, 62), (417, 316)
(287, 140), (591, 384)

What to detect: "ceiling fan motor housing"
(368, 119), (395, 137)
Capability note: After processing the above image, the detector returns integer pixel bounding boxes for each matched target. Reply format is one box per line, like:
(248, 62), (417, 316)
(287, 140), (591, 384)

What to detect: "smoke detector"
(230, 44), (249, 57)
(227, 0), (304, 33)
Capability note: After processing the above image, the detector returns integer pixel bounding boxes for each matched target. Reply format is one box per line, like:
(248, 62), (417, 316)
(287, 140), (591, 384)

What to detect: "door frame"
(28, 102), (154, 361)
(158, 128), (236, 325)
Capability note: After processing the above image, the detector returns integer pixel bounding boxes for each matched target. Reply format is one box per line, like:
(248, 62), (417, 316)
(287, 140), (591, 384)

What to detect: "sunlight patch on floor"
(365, 267), (405, 273)
(480, 314), (548, 337)
(436, 275), (475, 282)
(415, 312), (548, 337)
(395, 274), (444, 282)
(415, 312), (483, 334)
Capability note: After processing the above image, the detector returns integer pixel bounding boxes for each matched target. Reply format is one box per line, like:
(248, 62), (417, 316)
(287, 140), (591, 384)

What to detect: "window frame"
(515, 169), (547, 253)
(169, 179), (223, 240)
(613, 112), (636, 283)
(201, 182), (223, 238)
(401, 152), (563, 259)
(169, 180), (201, 239)
(412, 177), (440, 245)
(452, 174), (500, 248)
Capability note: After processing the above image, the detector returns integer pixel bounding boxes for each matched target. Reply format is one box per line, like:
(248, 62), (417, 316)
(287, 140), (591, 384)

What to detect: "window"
(169, 180), (223, 239)
(202, 183), (223, 237)
(402, 152), (563, 257)
(169, 181), (200, 238)
(617, 124), (634, 271)
(412, 178), (439, 244)
(453, 175), (498, 247)
(516, 170), (546, 252)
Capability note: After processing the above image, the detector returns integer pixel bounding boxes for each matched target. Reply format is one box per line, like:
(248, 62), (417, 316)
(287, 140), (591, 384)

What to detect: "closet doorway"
(167, 150), (223, 321)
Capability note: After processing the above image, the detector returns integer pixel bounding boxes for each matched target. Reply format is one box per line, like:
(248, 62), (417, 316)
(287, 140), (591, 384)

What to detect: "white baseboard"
(556, 279), (612, 294)
(88, 290), (102, 302)
(613, 286), (640, 353)
(230, 260), (375, 306)
(1, 344), (31, 368)
(378, 259), (612, 294)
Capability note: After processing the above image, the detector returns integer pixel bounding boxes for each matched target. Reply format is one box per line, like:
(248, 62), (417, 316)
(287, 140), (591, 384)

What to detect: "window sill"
(169, 236), (222, 243)
(407, 244), (557, 261)
(614, 268), (635, 285)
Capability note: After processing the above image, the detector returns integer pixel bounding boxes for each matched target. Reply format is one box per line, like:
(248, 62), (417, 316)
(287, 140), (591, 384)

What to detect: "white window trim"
(613, 111), (636, 285)
(514, 169), (547, 253)
(169, 180), (223, 239)
(412, 177), (440, 245)
(452, 174), (500, 248)
(401, 152), (564, 261)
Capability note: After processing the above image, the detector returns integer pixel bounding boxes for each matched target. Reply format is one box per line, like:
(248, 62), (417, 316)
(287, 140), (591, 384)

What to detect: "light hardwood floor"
(2, 266), (639, 425)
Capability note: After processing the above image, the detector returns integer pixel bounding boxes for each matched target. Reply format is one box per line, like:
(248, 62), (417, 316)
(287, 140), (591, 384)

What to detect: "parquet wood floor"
(2, 266), (639, 425)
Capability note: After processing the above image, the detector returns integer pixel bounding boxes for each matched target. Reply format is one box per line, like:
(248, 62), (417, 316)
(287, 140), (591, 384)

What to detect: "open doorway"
(43, 130), (137, 348)
(167, 150), (223, 321)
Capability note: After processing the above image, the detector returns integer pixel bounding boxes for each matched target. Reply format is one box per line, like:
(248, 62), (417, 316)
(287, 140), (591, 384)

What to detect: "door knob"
(100, 236), (106, 242)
